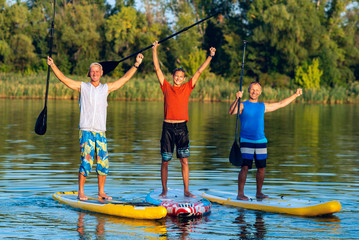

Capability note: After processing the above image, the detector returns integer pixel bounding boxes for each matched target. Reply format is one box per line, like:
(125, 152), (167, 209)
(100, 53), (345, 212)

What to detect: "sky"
(107, 0), (115, 6)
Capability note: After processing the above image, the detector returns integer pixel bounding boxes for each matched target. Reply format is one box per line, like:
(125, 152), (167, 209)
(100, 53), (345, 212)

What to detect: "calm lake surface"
(0, 99), (358, 239)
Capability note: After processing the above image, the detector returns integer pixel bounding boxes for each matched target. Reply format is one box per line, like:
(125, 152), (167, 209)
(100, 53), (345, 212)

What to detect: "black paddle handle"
(44, 1), (56, 107)
(107, 12), (219, 65)
(234, 40), (247, 141)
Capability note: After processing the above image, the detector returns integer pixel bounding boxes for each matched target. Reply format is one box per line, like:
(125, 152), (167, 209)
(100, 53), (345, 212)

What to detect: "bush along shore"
(1, 72), (359, 103)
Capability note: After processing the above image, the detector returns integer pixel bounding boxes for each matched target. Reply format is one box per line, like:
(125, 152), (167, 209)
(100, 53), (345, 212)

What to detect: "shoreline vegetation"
(1, 72), (359, 103)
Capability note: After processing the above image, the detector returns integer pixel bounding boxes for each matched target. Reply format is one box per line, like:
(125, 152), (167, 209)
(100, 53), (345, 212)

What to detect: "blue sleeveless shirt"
(239, 100), (267, 143)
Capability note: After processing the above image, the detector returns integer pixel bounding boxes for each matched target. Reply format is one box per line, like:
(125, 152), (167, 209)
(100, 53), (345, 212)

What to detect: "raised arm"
(229, 91), (244, 115)
(192, 47), (216, 87)
(47, 56), (81, 92)
(107, 53), (144, 93)
(265, 89), (303, 113)
(152, 41), (165, 86)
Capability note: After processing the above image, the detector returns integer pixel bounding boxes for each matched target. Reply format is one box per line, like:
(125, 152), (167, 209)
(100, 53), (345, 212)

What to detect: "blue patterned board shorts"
(79, 130), (109, 177)
(240, 142), (267, 169)
(161, 122), (190, 161)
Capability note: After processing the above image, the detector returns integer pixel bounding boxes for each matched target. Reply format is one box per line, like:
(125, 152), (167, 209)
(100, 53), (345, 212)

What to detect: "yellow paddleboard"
(196, 190), (341, 217)
(53, 191), (167, 220)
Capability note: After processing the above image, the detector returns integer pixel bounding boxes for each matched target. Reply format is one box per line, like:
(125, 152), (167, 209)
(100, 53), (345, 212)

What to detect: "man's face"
(248, 83), (262, 100)
(172, 71), (186, 87)
(89, 65), (102, 82)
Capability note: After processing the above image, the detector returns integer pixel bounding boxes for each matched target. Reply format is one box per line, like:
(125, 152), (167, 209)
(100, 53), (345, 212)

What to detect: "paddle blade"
(229, 141), (242, 166)
(34, 107), (47, 135)
(99, 61), (120, 75)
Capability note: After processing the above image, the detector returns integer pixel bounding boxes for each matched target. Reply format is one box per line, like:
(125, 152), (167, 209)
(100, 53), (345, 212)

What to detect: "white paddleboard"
(195, 189), (341, 217)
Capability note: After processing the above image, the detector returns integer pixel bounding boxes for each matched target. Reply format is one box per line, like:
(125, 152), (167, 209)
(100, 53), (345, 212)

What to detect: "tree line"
(0, 0), (358, 89)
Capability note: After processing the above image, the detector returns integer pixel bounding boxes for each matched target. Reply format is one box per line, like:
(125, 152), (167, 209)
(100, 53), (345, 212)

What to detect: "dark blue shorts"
(160, 122), (190, 161)
(240, 142), (267, 169)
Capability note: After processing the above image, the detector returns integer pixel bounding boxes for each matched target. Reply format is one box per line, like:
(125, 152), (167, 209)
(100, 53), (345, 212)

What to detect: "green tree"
(104, 5), (168, 75)
(245, 0), (322, 76)
(167, 0), (203, 71)
(0, 2), (37, 72)
(295, 58), (323, 89)
(180, 47), (208, 76)
(54, 1), (105, 74)
(105, 7), (138, 56)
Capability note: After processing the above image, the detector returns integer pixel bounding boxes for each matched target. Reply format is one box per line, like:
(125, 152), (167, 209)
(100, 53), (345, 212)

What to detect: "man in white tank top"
(47, 54), (144, 200)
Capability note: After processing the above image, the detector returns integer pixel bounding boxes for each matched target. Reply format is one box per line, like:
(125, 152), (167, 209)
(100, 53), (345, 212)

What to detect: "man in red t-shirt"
(152, 41), (216, 197)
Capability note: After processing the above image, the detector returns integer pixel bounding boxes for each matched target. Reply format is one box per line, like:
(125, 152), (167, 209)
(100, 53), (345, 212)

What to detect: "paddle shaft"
(44, 7), (56, 107)
(100, 12), (219, 66)
(34, 0), (56, 135)
(234, 41), (247, 141)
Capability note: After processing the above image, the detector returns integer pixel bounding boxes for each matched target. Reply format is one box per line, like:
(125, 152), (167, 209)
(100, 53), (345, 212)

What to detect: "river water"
(0, 99), (358, 239)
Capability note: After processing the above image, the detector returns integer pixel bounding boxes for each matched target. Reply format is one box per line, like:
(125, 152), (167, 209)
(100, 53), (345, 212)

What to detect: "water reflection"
(233, 210), (266, 239)
(77, 213), (103, 239)
(76, 212), (167, 239)
(166, 216), (210, 240)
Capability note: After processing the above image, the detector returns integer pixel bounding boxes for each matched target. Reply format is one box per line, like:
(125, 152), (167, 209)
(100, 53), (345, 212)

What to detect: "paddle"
(34, 1), (56, 135)
(99, 12), (219, 75)
(229, 40), (247, 166)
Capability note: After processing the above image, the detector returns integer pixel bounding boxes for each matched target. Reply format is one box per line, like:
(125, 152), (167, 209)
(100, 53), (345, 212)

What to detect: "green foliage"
(295, 58), (323, 89)
(0, 0), (358, 90)
(245, 0), (322, 76)
(9, 34), (37, 72)
(168, 0), (203, 63)
(258, 72), (291, 88)
(105, 7), (138, 53)
(179, 47), (208, 77)
(0, 40), (10, 62)
(56, 2), (105, 75)
(2, 72), (359, 103)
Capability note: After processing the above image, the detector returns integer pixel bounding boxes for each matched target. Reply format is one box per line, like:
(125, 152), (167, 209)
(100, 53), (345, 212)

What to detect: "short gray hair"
(89, 62), (103, 71)
(87, 62), (103, 77)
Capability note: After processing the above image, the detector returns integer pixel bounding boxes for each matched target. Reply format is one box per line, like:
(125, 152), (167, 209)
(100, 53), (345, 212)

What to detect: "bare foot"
(98, 193), (112, 200)
(184, 191), (196, 198)
(78, 193), (88, 201)
(159, 191), (167, 198)
(237, 195), (249, 201)
(256, 193), (269, 199)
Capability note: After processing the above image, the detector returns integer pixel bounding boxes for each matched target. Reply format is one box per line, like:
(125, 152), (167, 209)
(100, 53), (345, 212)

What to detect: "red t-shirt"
(160, 79), (195, 121)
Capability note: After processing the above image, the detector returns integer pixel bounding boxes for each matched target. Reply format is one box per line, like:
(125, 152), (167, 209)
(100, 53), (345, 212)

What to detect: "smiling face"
(172, 70), (186, 87)
(89, 65), (103, 86)
(248, 82), (262, 102)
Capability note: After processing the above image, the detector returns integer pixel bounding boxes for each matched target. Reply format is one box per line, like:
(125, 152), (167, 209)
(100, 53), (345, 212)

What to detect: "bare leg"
(237, 166), (249, 200)
(78, 172), (87, 200)
(180, 158), (196, 197)
(159, 161), (169, 197)
(256, 167), (268, 198)
(98, 175), (112, 200)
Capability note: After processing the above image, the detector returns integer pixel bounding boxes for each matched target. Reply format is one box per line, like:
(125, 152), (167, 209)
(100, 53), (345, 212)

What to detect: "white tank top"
(79, 82), (108, 132)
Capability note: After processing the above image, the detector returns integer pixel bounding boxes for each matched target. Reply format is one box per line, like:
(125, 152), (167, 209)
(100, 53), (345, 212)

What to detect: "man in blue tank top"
(229, 81), (302, 200)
